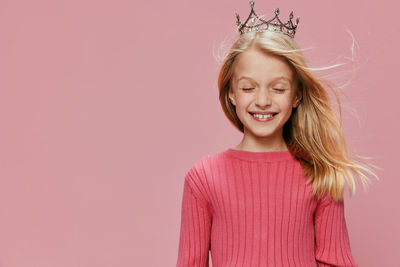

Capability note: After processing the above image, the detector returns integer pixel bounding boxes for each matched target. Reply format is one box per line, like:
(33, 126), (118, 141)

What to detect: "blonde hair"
(215, 30), (380, 202)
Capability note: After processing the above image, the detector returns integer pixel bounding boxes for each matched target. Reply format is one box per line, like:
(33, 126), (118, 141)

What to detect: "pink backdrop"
(0, 0), (398, 266)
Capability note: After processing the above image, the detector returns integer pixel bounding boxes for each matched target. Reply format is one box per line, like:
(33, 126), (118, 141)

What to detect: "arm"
(176, 179), (212, 267)
(314, 193), (358, 267)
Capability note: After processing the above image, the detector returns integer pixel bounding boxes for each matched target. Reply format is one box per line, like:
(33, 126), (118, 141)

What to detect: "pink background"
(0, 0), (398, 266)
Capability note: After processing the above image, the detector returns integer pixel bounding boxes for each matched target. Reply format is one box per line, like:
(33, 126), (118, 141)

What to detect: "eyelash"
(242, 88), (286, 92)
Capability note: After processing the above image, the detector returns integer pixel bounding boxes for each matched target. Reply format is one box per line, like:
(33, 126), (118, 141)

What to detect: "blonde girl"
(176, 2), (379, 266)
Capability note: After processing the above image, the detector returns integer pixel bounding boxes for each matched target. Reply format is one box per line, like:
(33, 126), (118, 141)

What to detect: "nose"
(255, 88), (272, 107)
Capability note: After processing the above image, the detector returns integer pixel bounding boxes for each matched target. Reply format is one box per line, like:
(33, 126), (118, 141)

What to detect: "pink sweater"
(176, 148), (358, 267)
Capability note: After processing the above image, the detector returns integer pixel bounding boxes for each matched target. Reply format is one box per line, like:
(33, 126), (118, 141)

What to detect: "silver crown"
(235, 1), (300, 38)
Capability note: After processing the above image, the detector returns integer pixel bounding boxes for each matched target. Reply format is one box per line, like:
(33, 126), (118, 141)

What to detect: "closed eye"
(242, 88), (286, 92)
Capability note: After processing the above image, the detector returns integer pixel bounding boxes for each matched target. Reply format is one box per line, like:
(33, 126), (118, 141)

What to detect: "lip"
(249, 111), (277, 115)
(249, 112), (277, 122)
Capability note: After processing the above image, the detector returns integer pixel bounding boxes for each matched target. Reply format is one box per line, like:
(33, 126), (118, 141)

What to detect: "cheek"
(236, 95), (251, 107)
(280, 96), (295, 107)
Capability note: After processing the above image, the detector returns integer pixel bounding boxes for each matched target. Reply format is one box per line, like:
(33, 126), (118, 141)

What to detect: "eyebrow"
(237, 75), (292, 83)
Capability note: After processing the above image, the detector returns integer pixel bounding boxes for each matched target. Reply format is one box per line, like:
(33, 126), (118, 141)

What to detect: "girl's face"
(229, 48), (300, 148)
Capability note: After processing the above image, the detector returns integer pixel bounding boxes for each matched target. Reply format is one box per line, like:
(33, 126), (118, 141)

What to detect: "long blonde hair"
(216, 30), (380, 202)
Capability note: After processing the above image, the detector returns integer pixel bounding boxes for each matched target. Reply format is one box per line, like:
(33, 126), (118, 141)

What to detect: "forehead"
(232, 49), (294, 83)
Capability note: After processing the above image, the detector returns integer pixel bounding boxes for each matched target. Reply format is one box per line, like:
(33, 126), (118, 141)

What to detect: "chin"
(245, 127), (278, 138)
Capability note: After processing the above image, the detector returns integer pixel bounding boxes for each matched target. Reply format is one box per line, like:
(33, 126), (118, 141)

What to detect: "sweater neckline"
(225, 148), (294, 162)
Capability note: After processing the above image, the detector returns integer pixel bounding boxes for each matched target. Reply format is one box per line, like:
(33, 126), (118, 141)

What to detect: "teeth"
(252, 113), (274, 119)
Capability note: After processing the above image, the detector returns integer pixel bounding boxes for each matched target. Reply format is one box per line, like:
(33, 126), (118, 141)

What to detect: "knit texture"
(176, 148), (358, 267)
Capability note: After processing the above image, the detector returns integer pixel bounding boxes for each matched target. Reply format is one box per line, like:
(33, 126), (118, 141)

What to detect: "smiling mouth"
(249, 112), (278, 121)
(249, 112), (278, 117)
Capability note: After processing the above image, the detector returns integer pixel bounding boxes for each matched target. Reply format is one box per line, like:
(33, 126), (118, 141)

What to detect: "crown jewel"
(235, 1), (300, 38)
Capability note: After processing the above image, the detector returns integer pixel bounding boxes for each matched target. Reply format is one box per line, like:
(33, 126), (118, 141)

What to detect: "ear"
(228, 88), (236, 106)
(292, 79), (302, 108)
(293, 95), (302, 108)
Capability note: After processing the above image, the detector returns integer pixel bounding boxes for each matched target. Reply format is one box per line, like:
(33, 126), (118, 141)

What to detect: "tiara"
(235, 1), (300, 38)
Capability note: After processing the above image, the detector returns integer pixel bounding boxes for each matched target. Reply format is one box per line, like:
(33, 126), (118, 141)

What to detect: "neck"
(235, 138), (288, 152)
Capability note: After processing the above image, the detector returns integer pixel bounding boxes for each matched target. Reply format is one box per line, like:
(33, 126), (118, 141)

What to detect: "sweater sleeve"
(314, 193), (358, 267)
(176, 176), (212, 267)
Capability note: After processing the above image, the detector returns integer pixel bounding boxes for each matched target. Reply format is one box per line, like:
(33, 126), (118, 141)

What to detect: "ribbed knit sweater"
(176, 148), (358, 267)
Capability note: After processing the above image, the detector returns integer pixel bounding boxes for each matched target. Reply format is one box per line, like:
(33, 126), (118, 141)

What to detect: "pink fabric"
(176, 148), (358, 267)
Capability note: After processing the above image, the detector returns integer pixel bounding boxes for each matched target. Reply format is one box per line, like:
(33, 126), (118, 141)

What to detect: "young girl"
(176, 2), (379, 266)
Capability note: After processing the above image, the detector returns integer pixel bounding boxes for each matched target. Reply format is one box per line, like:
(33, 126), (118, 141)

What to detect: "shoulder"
(185, 150), (225, 183)
(184, 149), (227, 191)
(183, 151), (225, 206)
